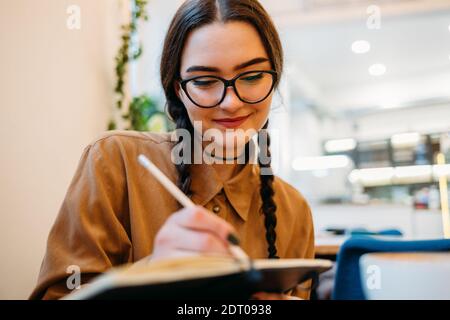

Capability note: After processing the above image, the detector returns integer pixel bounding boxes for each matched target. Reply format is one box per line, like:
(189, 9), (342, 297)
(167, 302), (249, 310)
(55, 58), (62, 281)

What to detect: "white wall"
(0, 0), (122, 299)
(353, 103), (450, 141)
(321, 103), (450, 141)
(135, 0), (184, 100)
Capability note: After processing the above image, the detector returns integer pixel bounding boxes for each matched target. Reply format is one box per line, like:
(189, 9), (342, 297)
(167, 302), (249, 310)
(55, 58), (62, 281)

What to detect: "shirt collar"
(190, 161), (261, 221)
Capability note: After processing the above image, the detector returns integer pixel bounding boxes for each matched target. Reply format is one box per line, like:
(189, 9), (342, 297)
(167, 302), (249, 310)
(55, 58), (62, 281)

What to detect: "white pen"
(137, 154), (250, 265)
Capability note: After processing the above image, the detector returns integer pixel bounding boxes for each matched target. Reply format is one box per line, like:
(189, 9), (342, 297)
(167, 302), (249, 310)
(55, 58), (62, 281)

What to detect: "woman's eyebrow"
(185, 57), (270, 73)
(234, 57), (269, 71)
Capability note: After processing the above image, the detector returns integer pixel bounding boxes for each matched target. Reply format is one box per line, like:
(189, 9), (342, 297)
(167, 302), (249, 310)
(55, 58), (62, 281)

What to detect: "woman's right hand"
(150, 205), (239, 261)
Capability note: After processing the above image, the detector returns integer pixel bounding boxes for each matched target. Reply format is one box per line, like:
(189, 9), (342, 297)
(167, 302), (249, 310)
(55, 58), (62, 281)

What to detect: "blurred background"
(1, 0), (449, 299)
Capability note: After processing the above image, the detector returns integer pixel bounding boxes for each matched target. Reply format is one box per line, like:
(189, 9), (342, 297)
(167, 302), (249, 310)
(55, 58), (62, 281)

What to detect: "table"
(314, 234), (348, 258)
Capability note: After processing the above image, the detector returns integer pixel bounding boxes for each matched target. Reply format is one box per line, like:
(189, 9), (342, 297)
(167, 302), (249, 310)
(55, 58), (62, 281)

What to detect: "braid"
(169, 103), (193, 197)
(258, 121), (278, 259)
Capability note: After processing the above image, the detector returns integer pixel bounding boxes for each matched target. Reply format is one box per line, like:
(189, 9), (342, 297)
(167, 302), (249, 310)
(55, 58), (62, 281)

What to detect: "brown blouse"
(29, 130), (315, 300)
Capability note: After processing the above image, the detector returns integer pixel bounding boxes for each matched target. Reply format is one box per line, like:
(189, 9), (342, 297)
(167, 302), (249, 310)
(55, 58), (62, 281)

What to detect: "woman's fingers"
(168, 206), (238, 245)
(157, 224), (231, 256)
(150, 206), (240, 261)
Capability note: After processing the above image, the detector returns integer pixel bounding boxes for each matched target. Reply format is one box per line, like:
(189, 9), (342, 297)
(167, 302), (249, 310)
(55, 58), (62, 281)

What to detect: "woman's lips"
(212, 114), (251, 128)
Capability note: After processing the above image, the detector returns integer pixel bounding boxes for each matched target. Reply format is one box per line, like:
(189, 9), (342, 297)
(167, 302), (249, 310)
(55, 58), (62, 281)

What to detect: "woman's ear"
(174, 80), (182, 100)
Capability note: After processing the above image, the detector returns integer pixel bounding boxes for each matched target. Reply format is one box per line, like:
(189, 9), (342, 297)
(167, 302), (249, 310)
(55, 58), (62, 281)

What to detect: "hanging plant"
(124, 94), (167, 131)
(109, 0), (169, 133)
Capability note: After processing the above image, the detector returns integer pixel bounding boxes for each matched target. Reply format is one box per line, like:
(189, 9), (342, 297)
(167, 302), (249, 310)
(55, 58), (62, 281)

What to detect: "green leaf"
(147, 112), (168, 133)
(107, 120), (117, 130)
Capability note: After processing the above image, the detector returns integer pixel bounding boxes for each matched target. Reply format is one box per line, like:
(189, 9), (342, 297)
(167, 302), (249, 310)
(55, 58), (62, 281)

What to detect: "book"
(63, 255), (333, 300)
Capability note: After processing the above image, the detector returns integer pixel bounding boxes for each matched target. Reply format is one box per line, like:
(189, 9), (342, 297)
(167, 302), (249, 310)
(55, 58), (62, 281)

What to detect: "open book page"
(63, 256), (333, 300)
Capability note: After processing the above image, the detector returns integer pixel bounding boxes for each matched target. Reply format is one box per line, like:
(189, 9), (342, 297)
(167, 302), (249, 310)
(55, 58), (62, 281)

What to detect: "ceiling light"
(324, 138), (357, 153)
(394, 165), (432, 184)
(348, 167), (394, 186)
(391, 132), (421, 147)
(369, 63), (386, 76)
(292, 155), (351, 171)
(349, 164), (449, 186)
(433, 164), (450, 179)
(351, 40), (371, 54)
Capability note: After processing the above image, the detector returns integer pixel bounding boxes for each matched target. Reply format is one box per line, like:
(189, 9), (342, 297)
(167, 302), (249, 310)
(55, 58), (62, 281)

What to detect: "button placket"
(210, 189), (225, 215)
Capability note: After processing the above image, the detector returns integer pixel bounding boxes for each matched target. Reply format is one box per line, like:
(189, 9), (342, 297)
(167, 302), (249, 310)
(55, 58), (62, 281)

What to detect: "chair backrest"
(332, 236), (450, 300)
(349, 228), (403, 236)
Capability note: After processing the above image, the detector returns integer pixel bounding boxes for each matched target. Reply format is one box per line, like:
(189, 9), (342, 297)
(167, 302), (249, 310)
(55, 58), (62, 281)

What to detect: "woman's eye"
(240, 73), (264, 82)
(192, 79), (219, 87)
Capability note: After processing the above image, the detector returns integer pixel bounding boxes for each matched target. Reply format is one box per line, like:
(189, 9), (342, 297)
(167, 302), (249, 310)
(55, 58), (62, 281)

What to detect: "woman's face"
(177, 21), (274, 152)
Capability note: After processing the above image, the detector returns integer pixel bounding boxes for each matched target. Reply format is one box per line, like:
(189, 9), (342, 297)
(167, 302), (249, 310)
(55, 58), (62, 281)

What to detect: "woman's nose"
(218, 86), (245, 112)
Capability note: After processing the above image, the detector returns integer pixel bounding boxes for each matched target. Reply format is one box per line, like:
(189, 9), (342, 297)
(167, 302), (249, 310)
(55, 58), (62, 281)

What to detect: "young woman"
(30, 0), (314, 300)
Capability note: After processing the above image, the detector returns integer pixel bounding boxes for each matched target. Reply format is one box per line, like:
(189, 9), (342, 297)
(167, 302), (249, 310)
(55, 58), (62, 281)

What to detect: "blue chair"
(349, 228), (403, 236)
(332, 236), (450, 300)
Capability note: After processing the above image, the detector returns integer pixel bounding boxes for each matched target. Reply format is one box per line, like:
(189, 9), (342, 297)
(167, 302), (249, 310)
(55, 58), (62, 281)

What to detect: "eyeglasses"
(179, 70), (277, 108)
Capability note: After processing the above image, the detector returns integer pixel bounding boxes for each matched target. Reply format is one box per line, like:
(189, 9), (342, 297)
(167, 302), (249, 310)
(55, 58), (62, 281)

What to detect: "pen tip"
(227, 233), (240, 246)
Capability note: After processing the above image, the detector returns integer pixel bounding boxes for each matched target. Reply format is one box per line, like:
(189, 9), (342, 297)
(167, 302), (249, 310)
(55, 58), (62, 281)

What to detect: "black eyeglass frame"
(179, 70), (278, 108)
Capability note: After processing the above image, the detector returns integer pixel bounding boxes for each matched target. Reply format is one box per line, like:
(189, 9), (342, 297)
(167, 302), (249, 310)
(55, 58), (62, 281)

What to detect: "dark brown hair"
(160, 0), (283, 258)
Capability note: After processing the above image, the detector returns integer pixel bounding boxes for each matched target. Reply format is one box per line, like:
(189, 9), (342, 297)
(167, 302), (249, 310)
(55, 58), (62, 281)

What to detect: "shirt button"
(212, 205), (221, 214)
